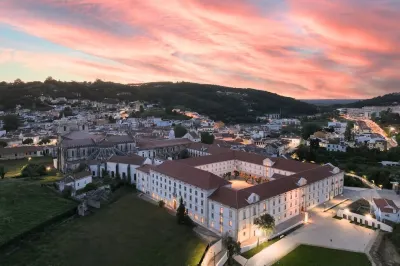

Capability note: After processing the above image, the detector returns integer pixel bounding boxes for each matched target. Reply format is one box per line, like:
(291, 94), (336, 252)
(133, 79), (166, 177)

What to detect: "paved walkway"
(241, 214), (303, 247)
(245, 203), (378, 266)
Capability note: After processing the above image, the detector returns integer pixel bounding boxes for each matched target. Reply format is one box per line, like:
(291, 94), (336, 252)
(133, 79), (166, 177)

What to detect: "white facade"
(326, 143), (347, 152)
(136, 151), (344, 243)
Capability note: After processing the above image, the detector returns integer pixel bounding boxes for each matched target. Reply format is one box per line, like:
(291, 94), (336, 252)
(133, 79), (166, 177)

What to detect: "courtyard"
(0, 193), (206, 266)
(230, 179), (255, 190)
(245, 201), (377, 266)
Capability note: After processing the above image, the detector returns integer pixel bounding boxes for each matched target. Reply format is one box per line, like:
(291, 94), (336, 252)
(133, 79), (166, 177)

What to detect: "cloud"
(0, 0), (399, 98)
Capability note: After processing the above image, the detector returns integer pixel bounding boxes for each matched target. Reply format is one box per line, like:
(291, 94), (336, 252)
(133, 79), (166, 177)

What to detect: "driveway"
(245, 204), (378, 266)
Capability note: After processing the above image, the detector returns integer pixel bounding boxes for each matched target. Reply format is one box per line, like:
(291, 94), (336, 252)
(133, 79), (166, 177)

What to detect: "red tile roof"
(108, 154), (146, 165)
(152, 161), (230, 190)
(373, 198), (399, 213)
(209, 165), (338, 208)
(136, 164), (155, 174)
(137, 138), (192, 149)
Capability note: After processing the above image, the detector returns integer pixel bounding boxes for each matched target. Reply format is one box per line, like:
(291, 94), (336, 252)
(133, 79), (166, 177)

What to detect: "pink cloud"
(0, 0), (399, 99)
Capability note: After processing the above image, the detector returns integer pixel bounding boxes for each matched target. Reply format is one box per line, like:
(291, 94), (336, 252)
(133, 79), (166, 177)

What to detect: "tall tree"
(22, 138), (33, 145)
(344, 122), (355, 141)
(301, 123), (320, 140)
(0, 141), (7, 147)
(176, 197), (186, 224)
(201, 132), (214, 144)
(309, 138), (320, 150)
(174, 124), (187, 138)
(0, 165), (6, 179)
(254, 213), (275, 235)
(222, 233), (241, 266)
(3, 114), (20, 131)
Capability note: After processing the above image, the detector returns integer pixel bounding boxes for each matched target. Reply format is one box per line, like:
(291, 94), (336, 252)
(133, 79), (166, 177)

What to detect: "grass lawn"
(0, 156), (54, 178)
(0, 179), (77, 246)
(241, 239), (279, 259)
(273, 245), (371, 266)
(0, 193), (207, 266)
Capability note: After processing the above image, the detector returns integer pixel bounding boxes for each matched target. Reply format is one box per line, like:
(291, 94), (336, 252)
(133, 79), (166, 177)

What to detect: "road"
(345, 173), (379, 189)
(344, 115), (398, 148)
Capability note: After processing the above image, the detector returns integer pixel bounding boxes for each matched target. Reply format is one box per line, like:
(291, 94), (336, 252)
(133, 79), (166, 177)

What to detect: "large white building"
(136, 144), (344, 242)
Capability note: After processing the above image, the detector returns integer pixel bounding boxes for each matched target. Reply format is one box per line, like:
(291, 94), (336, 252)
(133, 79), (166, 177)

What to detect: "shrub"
(21, 164), (47, 178)
(81, 182), (98, 193)
(62, 186), (72, 198)
(158, 200), (165, 208)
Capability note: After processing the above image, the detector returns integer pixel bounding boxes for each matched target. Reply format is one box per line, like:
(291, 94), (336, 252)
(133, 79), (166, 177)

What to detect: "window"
(211, 213), (214, 219)
(243, 211), (246, 219)
(211, 204), (214, 210)
(220, 207), (223, 214)
(229, 210), (232, 218)
(229, 220), (232, 226)
(263, 203), (266, 211)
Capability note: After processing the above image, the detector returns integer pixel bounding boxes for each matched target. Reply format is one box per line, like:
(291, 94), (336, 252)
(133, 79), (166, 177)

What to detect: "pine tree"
(176, 198), (186, 224)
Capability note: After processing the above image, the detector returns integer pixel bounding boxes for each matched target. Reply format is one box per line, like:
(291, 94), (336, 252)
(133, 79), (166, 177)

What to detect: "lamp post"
(256, 229), (262, 247)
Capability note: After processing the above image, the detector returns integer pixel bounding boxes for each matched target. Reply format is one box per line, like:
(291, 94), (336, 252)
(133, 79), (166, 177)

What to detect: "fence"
(199, 239), (225, 266)
(337, 209), (393, 232)
(240, 220), (304, 253)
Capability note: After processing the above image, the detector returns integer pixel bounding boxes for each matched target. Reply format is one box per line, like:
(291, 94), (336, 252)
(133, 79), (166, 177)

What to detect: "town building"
(57, 171), (93, 192)
(136, 145), (344, 242)
(372, 198), (400, 223)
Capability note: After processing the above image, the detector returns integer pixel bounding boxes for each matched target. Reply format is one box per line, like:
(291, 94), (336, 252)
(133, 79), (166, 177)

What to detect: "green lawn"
(0, 156), (54, 178)
(0, 179), (77, 246)
(242, 239), (279, 259)
(273, 245), (371, 266)
(0, 193), (207, 266)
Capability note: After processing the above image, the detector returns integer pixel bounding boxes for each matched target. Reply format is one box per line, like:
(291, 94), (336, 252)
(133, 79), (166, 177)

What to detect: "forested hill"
(346, 93), (400, 108)
(0, 80), (317, 123)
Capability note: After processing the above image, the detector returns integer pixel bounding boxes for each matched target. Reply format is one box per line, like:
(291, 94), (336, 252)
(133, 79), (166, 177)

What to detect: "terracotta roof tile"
(108, 154), (146, 165)
(373, 198), (399, 213)
(152, 161), (230, 190)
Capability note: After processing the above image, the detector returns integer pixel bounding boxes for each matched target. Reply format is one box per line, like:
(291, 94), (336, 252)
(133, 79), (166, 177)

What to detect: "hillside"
(346, 93), (400, 108)
(0, 80), (317, 123)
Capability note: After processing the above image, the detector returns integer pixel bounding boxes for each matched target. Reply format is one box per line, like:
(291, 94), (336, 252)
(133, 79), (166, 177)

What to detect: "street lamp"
(256, 229), (262, 246)
(28, 157), (32, 161)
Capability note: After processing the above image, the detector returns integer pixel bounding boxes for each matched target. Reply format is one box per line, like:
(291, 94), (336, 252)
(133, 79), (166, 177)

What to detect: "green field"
(0, 193), (206, 266)
(242, 239), (279, 259)
(0, 179), (77, 246)
(0, 156), (54, 178)
(273, 245), (371, 266)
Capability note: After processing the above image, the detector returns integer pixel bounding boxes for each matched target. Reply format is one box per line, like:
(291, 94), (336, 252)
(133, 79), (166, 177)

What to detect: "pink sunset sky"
(0, 0), (399, 99)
